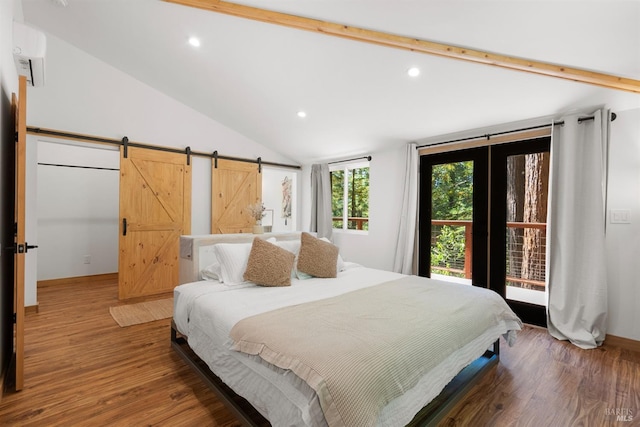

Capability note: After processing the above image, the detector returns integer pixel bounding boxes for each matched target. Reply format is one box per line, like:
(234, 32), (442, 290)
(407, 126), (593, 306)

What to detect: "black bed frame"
(171, 322), (499, 427)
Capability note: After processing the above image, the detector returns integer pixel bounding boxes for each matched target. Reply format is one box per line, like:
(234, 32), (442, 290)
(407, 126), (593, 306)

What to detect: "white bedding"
(174, 262), (398, 336)
(174, 263), (521, 426)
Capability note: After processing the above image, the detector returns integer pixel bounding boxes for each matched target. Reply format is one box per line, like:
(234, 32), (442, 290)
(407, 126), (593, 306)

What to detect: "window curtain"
(393, 143), (418, 274)
(546, 108), (610, 349)
(310, 163), (333, 239)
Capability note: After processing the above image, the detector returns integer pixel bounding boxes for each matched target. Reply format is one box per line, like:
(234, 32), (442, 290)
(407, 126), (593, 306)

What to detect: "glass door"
(490, 137), (550, 326)
(420, 137), (550, 326)
(419, 148), (488, 288)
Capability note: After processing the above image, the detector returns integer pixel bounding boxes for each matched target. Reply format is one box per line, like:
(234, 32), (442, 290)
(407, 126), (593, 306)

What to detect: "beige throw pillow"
(243, 237), (295, 287)
(297, 232), (339, 278)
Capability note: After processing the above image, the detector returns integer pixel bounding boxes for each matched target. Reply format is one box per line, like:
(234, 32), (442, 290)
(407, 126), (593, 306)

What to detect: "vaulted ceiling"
(21, 0), (640, 164)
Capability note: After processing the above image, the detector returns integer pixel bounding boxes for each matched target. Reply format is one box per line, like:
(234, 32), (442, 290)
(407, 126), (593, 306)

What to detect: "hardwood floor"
(0, 278), (241, 427)
(1, 277), (638, 426)
(438, 326), (640, 427)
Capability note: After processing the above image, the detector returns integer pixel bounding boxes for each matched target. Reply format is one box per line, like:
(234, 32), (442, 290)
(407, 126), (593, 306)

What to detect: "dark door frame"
(489, 137), (550, 327)
(419, 137), (550, 327)
(418, 147), (489, 288)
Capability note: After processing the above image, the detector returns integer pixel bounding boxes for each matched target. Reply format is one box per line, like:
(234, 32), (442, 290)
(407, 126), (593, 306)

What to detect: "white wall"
(262, 167), (297, 232)
(25, 32), (297, 233)
(23, 134), (37, 306)
(605, 107), (640, 341)
(333, 148), (405, 271)
(26, 33), (295, 165)
(23, 33), (300, 304)
(36, 139), (119, 282)
(301, 146), (406, 271)
(191, 156), (212, 235)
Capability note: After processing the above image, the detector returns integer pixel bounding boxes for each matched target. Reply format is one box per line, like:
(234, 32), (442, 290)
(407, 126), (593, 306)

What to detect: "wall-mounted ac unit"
(13, 22), (47, 87)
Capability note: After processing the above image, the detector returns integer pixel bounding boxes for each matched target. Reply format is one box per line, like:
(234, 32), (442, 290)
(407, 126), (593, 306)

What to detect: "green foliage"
(431, 225), (466, 277)
(430, 161), (473, 276)
(431, 161), (473, 220)
(331, 167), (369, 230)
(331, 170), (344, 228)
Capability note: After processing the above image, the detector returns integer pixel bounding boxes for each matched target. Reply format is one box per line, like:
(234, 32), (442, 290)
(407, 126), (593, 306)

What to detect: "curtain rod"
(328, 155), (372, 165)
(27, 127), (302, 170)
(38, 162), (119, 171)
(416, 112), (616, 149)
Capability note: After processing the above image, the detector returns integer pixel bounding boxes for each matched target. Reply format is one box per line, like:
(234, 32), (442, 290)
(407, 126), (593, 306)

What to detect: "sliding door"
(211, 159), (262, 234)
(419, 148), (488, 288)
(118, 147), (191, 299)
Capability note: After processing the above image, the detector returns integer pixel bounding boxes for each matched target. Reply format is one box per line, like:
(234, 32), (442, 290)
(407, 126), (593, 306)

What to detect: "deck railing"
(430, 220), (473, 278)
(332, 217), (368, 230)
(430, 220), (546, 288)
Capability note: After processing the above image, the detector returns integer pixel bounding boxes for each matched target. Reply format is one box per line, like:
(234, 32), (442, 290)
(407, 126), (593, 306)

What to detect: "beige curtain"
(393, 143), (418, 274)
(546, 109), (610, 349)
(310, 163), (333, 239)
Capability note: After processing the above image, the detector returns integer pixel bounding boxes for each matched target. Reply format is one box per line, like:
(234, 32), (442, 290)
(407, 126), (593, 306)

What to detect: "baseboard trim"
(523, 324), (640, 353)
(25, 303), (39, 315)
(38, 273), (118, 288)
(605, 334), (640, 353)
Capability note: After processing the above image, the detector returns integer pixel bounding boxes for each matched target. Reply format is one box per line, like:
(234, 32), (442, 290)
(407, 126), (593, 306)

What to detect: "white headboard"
(179, 232), (304, 284)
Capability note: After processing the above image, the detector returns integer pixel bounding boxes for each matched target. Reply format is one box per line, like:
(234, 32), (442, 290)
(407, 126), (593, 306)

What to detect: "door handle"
(123, 218), (127, 236)
(10, 243), (38, 254)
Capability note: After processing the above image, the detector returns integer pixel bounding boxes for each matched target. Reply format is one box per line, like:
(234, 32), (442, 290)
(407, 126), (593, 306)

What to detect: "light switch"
(610, 209), (631, 224)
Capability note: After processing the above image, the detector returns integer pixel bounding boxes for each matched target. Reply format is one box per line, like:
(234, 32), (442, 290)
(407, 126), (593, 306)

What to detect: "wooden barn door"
(118, 147), (191, 300)
(211, 159), (262, 234)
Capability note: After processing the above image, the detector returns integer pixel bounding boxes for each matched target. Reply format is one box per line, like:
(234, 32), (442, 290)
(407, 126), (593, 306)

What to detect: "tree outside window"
(330, 163), (369, 231)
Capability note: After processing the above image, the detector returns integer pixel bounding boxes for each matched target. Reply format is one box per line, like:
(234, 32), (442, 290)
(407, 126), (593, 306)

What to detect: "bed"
(172, 232), (522, 426)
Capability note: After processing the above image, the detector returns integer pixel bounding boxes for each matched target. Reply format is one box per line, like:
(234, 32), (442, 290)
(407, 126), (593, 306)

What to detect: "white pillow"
(200, 261), (221, 281)
(320, 237), (345, 272)
(215, 238), (276, 285)
(275, 240), (301, 255)
(276, 240), (302, 279)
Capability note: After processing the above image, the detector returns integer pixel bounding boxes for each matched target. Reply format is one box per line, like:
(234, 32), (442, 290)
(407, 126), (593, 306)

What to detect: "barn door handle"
(122, 218), (127, 236)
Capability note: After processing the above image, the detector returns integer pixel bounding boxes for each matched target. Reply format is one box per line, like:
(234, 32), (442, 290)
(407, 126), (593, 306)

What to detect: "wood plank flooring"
(1, 277), (638, 426)
(439, 326), (640, 426)
(0, 277), (241, 427)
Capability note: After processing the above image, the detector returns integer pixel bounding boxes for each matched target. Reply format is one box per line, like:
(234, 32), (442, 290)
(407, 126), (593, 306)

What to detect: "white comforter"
(174, 262), (402, 337)
(174, 264), (521, 426)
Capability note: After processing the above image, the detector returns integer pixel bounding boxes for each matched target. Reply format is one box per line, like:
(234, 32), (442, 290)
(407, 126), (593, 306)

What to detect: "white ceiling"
(21, 0), (640, 164)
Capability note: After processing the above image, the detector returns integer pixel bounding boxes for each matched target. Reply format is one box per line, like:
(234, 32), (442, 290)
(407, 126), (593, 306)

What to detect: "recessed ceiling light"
(407, 67), (420, 77)
(297, 111), (307, 118)
(188, 37), (201, 47)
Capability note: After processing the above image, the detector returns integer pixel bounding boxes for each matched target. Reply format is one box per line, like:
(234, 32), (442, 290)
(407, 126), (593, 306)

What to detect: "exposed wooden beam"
(164, 0), (640, 94)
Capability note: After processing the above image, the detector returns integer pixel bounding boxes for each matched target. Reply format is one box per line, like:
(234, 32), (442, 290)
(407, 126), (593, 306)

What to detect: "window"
(330, 162), (369, 231)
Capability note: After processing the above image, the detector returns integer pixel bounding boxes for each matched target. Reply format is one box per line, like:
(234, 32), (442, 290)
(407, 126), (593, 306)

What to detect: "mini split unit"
(13, 22), (47, 87)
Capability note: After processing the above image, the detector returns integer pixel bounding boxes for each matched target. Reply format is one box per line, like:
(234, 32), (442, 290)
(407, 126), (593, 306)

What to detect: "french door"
(420, 137), (550, 326)
(489, 138), (550, 326)
(419, 147), (488, 288)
